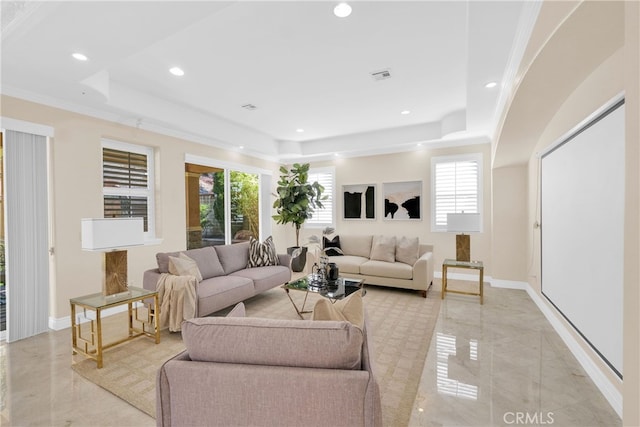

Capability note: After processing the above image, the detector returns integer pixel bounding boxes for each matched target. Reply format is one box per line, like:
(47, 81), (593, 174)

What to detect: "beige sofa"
(156, 302), (382, 427)
(327, 235), (434, 297)
(143, 242), (291, 317)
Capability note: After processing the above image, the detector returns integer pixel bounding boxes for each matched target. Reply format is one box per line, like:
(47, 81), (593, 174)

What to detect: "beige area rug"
(72, 285), (441, 426)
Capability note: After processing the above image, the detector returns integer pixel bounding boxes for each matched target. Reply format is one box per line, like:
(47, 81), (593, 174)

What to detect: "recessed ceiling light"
(334, 2), (352, 18)
(238, 145), (244, 150)
(296, 128), (305, 133)
(169, 67), (185, 77)
(485, 81), (497, 88)
(401, 110), (411, 115)
(72, 52), (88, 61)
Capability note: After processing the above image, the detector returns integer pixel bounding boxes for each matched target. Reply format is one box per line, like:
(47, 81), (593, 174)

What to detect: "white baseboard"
(49, 302), (142, 331)
(524, 283), (623, 418)
(490, 278), (527, 290)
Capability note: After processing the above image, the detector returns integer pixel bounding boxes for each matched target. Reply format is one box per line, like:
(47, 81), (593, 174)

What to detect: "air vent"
(370, 69), (392, 81)
(241, 103), (257, 111)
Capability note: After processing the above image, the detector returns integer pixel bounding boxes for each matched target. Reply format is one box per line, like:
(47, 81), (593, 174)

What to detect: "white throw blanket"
(156, 273), (197, 332)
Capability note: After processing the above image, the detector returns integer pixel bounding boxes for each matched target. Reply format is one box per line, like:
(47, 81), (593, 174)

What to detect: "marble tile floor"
(0, 283), (621, 427)
(409, 283), (621, 427)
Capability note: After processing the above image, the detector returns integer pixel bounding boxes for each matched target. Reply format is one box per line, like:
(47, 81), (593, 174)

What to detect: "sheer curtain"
(4, 130), (50, 342)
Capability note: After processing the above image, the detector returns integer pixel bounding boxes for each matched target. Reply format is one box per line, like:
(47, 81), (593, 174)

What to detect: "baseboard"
(490, 278), (527, 290)
(49, 302), (142, 331)
(524, 284), (623, 418)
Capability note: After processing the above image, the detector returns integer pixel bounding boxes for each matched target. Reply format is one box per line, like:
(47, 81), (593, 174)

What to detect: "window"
(102, 139), (155, 238)
(305, 167), (335, 228)
(431, 153), (482, 232)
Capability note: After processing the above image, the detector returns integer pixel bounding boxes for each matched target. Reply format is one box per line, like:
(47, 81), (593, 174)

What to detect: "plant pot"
(287, 246), (308, 272)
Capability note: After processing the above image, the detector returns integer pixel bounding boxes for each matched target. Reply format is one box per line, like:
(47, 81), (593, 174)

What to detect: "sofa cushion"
(328, 255), (369, 274)
(215, 241), (250, 274)
(231, 265), (291, 293)
(323, 235), (343, 256)
(312, 289), (364, 329)
(196, 276), (255, 317)
(340, 235), (373, 258)
(370, 235), (396, 263)
(247, 236), (279, 267)
(168, 253), (203, 282)
(156, 247), (225, 279)
(360, 260), (413, 280)
(182, 317), (363, 370)
(396, 236), (419, 266)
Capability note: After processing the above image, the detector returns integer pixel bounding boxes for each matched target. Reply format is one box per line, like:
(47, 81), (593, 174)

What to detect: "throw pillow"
(323, 235), (343, 256)
(369, 235), (396, 263)
(168, 253), (203, 282)
(226, 302), (246, 317)
(396, 236), (419, 266)
(247, 236), (280, 267)
(312, 289), (364, 329)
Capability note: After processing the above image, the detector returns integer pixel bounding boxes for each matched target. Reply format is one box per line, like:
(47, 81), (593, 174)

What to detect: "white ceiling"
(1, 1), (540, 162)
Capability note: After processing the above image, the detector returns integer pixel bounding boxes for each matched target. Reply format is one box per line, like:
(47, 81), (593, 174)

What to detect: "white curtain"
(4, 130), (50, 342)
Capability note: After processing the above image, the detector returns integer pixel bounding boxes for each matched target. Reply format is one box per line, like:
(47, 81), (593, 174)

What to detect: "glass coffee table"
(282, 275), (365, 319)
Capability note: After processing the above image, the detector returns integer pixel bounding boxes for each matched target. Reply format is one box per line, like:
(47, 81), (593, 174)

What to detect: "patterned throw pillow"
(323, 235), (343, 256)
(247, 236), (280, 268)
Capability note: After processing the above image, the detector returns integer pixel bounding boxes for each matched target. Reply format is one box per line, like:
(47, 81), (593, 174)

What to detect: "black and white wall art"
(383, 181), (421, 220)
(343, 184), (376, 220)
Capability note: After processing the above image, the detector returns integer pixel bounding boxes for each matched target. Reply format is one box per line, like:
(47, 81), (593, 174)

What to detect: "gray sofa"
(156, 302), (382, 427)
(327, 234), (434, 297)
(143, 242), (291, 317)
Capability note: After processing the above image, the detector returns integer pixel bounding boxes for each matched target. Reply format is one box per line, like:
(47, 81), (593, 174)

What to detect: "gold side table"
(441, 259), (484, 304)
(70, 286), (160, 368)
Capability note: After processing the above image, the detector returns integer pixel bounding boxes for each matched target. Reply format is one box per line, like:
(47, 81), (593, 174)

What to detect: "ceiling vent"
(241, 103), (257, 111)
(370, 69), (392, 81)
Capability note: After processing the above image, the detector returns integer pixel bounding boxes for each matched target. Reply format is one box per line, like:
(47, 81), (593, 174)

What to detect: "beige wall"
(491, 165), (528, 282)
(298, 143), (493, 278)
(1, 95), (283, 319)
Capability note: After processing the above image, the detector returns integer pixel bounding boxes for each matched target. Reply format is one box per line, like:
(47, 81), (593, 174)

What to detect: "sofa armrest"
(413, 250), (434, 290)
(277, 252), (292, 267)
(143, 268), (161, 292)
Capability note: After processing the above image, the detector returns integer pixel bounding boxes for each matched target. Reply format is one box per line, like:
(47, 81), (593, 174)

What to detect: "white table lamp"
(81, 218), (144, 296)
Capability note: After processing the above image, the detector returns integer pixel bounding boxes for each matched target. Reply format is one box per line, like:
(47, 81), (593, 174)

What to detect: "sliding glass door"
(186, 163), (260, 249)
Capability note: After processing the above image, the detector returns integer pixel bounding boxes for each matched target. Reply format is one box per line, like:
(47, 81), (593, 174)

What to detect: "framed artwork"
(343, 184), (376, 220)
(383, 181), (422, 220)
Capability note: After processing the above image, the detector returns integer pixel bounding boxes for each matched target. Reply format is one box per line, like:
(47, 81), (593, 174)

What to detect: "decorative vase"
(288, 246), (308, 272)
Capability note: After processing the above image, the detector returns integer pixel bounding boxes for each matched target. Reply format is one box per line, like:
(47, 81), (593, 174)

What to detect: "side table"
(70, 286), (160, 368)
(441, 259), (484, 304)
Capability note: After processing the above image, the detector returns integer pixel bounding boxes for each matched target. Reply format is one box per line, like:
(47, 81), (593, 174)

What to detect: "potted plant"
(272, 163), (326, 272)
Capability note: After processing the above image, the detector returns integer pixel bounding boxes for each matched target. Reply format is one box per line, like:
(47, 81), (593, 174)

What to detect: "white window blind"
(306, 167), (334, 227)
(432, 153), (482, 231)
(102, 139), (155, 237)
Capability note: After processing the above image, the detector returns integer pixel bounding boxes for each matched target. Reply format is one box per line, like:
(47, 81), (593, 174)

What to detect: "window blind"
(306, 169), (334, 227)
(433, 155), (480, 231)
(102, 146), (151, 232)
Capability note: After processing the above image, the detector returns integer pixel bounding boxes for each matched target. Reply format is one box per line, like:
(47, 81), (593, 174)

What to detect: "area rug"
(71, 285), (441, 426)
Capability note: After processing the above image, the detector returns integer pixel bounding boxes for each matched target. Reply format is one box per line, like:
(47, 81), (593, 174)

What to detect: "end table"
(441, 259), (484, 304)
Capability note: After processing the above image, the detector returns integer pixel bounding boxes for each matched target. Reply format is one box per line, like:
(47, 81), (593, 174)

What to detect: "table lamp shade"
(81, 218), (144, 295)
(81, 218), (144, 250)
(447, 213), (480, 262)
